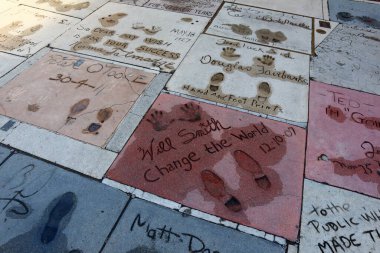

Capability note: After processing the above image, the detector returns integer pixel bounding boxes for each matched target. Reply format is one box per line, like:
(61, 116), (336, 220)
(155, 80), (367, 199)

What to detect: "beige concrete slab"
(166, 34), (310, 123)
(0, 52), (24, 78)
(14, 0), (109, 19)
(0, 51), (156, 147)
(0, 6), (79, 57)
(206, 3), (313, 54)
(51, 2), (209, 72)
(234, 0), (326, 19)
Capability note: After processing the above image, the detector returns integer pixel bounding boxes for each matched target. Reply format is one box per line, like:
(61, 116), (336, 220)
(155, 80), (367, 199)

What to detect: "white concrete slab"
(0, 52), (24, 78)
(300, 179), (380, 253)
(111, 0), (223, 17)
(51, 2), (209, 72)
(0, 6), (79, 57)
(1, 122), (117, 179)
(206, 2), (313, 54)
(311, 25), (380, 95)
(233, 0), (326, 19)
(13, 0), (109, 19)
(166, 34), (310, 123)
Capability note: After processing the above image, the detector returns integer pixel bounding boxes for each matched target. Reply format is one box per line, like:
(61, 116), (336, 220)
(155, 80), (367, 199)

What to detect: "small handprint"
(146, 110), (174, 131)
(179, 103), (201, 122)
(257, 55), (275, 66)
(221, 47), (240, 60)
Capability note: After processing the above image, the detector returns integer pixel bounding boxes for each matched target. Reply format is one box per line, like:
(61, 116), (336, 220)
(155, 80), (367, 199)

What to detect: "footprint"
(233, 150), (271, 190)
(209, 72), (225, 92)
(41, 192), (76, 244)
(201, 170), (242, 212)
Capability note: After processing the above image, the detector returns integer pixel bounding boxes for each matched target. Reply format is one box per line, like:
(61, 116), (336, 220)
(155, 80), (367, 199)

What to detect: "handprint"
(221, 47), (240, 61)
(179, 102), (201, 122)
(257, 55), (275, 66)
(146, 110), (174, 131)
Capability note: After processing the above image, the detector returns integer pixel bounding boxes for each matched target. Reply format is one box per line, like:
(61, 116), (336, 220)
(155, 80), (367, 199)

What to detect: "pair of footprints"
(66, 98), (113, 135)
(201, 150), (271, 212)
(146, 103), (201, 131)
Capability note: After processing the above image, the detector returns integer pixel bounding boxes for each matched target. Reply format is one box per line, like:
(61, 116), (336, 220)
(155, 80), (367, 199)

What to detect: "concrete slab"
(51, 2), (209, 72)
(206, 2), (313, 54)
(233, 0), (325, 19)
(111, 0), (223, 17)
(0, 146), (12, 163)
(0, 153), (128, 253)
(329, 0), (380, 29)
(300, 179), (380, 253)
(0, 52), (24, 78)
(0, 6), (79, 57)
(311, 25), (380, 95)
(14, 0), (109, 19)
(306, 81), (380, 199)
(106, 93), (306, 241)
(2, 122), (117, 179)
(166, 34), (310, 123)
(0, 51), (156, 147)
(102, 198), (285, 253)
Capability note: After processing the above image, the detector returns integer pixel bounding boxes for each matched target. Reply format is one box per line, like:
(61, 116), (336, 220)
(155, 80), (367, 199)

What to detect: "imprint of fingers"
(41, 192), (76, 244)
(201, 170), (242, 212)
(233, 150), (271, 189)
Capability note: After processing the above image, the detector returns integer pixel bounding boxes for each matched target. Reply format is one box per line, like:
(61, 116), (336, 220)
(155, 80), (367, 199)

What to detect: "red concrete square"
(106, 93), (306, 240)
(306, 81), (380, 198)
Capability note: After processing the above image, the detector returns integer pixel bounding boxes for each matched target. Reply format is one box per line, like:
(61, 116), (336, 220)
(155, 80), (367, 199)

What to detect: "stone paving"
(0, 0), (379, 252)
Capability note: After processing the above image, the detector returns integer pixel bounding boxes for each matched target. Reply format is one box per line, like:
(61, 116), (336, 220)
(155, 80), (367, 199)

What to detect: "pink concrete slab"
(106, 93), (306, 241)
(306, 81), (380, 198)
(0, 51), (156, 147)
